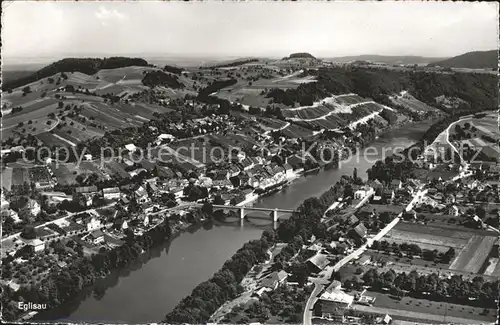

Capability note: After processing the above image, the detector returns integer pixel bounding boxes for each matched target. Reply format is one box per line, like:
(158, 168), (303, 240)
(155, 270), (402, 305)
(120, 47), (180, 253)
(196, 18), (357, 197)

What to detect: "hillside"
(266, 66), (498, 113)
(284, 53), (317, 60)
(329, 55), (446, 65)
(3, 57), (149, 91)
(428, 50), (497, 69)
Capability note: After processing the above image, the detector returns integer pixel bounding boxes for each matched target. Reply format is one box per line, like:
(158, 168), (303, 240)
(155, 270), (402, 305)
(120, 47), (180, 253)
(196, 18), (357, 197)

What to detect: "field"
(355, 290), (496, 324)
(386, 223), (474, 250)
(168, 137), (225, 165)
(334, 94), (367, 105)
(390, 92), (438, 112)
(29, 166), (52, 183)
(280, 94), (386, 131)
(385, 222), (498, 275)
(280, 123), (314, 138)
(36, 132), (75, 148)
(79, 102), (143, 130)
(102, 159), (130, 179)
(1, 168), (13, 190)
(255, 117), (289, 133)
(49, 163), (79, 185)
(11, 168), (30, 187)
(49, 161), (108, 185)
(449, 235), (497, 273)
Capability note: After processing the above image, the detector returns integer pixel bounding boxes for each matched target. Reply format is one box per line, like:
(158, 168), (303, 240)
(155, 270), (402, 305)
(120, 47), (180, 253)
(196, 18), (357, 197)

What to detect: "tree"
(22, 86), (31, 94)
(201, 202), (213, 214)
(20, 225), (36, 239)
(379, 211), (391, 224)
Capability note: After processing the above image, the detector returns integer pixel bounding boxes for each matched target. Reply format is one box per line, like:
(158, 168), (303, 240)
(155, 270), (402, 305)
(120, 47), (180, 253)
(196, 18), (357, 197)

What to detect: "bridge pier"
(239, 207), (245, 219)
(272, 208), (279, 222)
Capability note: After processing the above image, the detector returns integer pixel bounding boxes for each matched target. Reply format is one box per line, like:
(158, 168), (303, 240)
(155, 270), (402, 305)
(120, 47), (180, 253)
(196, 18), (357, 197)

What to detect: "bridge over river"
(191, 203), (295, 222)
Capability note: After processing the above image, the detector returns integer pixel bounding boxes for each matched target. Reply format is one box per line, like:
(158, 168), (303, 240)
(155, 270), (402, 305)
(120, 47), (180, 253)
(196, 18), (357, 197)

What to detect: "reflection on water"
(36, 121), (430, 324)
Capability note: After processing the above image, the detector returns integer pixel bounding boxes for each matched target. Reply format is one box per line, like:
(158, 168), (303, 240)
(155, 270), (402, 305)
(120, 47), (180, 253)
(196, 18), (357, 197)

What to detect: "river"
(35, 121), (430, 323)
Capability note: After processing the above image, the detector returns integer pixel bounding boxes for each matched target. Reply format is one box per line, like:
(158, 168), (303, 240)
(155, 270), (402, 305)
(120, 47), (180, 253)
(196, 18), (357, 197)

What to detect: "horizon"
(2, 49), (497, 69)
(2, 1), (498, 63)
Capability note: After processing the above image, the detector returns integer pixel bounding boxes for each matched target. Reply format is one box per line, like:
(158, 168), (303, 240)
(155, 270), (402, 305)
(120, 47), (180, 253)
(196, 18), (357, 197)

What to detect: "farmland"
(11, 167), (30, 187)
(449, 235), (497, 273)
(280, 123), (315, 138)
(49, 161), (108, 185)
(390, 91), (439, 112)
(354, 291), (496, 324)
(279, 94), (389, 131)
(255, 117), (289, 132)
(386, 222), (476, 251)
(1, 167), (13, 190)
(383, 222), (498, 277)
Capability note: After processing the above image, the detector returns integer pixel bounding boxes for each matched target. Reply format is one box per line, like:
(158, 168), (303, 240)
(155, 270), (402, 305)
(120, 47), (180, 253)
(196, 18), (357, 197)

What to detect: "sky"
(2, 1), (498, 62)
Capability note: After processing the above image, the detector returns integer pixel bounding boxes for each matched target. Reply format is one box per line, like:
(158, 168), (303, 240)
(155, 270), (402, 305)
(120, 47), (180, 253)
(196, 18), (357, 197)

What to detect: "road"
(303, 187), (426, 325)
(444, 115), (473, 167)
(1, 202), (117, 250)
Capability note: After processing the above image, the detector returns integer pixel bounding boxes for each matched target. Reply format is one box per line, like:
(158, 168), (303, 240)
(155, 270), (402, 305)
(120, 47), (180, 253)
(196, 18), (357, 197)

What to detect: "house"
(369, 179), (384, 191)
(390, 179), (402, 190)
(306, 243), (323, 253)
(260, 270), (288, 290)
(241, 188), (255, 200)
(382, 189), (395, 203)
(1, 209), (21, 224)
(229, 165), (241, 178)
(354, 189), (368, 200)
(402, 210), (417, 221)
(27, 199), (41, 216)
(325, 280), (342, 293)
(376, 314), (392, 324)
(124, 143), (138, 152)
(75, 186), (98, 194)
(283, 163), (294, 178)
(357, 255), (371, 266)
(102, 187), (121, 200)
(240, 157), (255, 171)
(444, 194), (456, 204)
(167, 187), (182, 200)
(317, 290), (354, 322)
(135, 186), (149, 203)
(1, 193), (9, 211)
(84, 154), (93, 161)
(26, 238), (45, 252)
(348, 223), (367, 243)
(448, 205), (461, 217)
(84, 215), (102, 232)
(157, 133), (175, 144)
(306, 253), (329, 273)
(88, 229), (105, 245)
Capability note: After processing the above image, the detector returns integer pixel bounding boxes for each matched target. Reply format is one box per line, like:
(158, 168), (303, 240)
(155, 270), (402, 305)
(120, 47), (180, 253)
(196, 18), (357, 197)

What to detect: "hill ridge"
(428, 50), (497, 69)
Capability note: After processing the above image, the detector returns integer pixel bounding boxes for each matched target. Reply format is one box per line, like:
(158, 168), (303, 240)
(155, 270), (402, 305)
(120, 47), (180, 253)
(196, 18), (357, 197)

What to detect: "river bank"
(33, 118), (434, 323)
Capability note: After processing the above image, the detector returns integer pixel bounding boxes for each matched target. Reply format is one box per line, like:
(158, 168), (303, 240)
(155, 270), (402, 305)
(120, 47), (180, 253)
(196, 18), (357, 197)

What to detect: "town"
(1, 2), (499, 324)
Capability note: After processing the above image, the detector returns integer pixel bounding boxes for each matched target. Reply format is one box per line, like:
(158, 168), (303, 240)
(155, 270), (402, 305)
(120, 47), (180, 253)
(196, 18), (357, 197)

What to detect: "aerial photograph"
(1, 1), (498, 324)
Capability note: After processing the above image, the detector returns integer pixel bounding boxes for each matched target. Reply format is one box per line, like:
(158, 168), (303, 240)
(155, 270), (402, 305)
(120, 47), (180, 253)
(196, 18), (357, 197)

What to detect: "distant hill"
(328, 55), (447, 65)
(283, 53), (317, 60)
(2, 57), (149, 91)
(428, 50), (497, 69)
(207, 58), (260, 69)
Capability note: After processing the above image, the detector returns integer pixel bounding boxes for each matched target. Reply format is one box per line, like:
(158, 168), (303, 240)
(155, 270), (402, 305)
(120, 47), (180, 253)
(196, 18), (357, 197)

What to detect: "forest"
(267, 66), (498, 113)
(141, 70), (185, 89)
